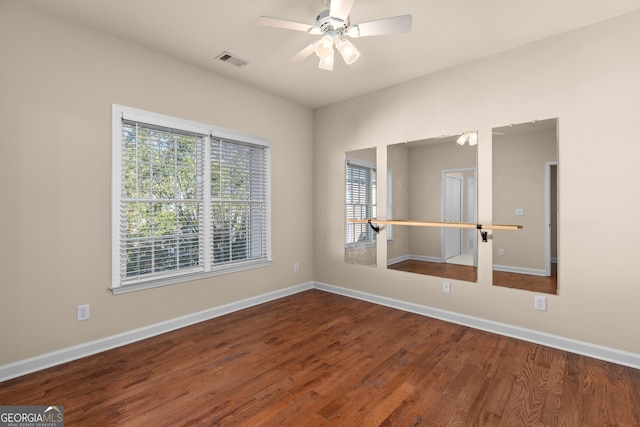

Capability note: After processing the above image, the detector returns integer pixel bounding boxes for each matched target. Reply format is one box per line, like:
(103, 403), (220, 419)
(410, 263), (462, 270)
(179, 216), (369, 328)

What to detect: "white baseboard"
(0, 282), (313, 382)
(493, 264), (546, 276)
(387, 254), (441, 265)
(3, 280), (638, 382)
(313, 282), (640, 370)
(386, 254), (410, 265)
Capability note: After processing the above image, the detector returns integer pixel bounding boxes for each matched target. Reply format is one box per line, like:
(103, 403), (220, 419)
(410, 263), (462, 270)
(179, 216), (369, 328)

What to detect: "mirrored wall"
(344, 148), (377, 266)
(386, 134), (478, 282)
(492, 119), (558, 294)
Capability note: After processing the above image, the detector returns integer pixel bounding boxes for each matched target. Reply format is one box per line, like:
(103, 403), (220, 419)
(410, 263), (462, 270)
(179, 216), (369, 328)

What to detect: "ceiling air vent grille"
(215, 51), (249, 67)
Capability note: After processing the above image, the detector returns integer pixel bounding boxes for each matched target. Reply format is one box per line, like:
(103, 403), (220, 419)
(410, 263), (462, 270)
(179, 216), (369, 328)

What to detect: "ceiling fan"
(257, 0), (412, 71)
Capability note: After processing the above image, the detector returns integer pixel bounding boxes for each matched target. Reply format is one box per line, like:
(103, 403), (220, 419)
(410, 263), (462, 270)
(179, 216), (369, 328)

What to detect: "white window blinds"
(345, 161), (377, 246)
(210, 138), (269, 267)
(120, 120), (205, 282)
(112, 105), (271, 293)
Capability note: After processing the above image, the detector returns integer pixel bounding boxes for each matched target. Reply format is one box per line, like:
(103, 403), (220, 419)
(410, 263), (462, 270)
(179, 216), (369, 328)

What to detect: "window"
(345, 159), (377, 248)
(111, 105), (271, 293)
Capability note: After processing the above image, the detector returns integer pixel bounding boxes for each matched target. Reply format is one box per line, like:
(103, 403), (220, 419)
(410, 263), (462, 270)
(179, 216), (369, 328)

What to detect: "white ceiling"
(23, 0), (640, 109)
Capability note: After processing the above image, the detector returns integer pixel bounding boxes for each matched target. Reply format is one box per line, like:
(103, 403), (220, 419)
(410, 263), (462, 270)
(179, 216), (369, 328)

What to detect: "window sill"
(345, 242), (376, 251)
(110, 259), (272, 295)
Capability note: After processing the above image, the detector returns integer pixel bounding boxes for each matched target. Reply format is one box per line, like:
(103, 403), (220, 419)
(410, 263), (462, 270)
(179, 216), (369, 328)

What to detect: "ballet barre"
(348, 218), (522, 242)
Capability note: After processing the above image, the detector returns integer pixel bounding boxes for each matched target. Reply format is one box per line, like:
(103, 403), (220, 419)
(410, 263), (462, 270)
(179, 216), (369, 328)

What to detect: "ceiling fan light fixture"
(318, 47), (334, 70)
(315, 34), (334, 59)
(336, 38), (360, 65)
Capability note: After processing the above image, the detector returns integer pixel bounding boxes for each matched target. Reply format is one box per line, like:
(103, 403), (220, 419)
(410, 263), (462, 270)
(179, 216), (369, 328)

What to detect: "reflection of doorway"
(443, 175), (462, 259)
(545, 161), (558, 276)
(441, 168), (477, 266)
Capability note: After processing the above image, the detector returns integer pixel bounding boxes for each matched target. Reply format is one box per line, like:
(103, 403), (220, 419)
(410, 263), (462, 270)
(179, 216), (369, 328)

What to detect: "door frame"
(545, 161), (558, 276)
(441, 167), (477, 266)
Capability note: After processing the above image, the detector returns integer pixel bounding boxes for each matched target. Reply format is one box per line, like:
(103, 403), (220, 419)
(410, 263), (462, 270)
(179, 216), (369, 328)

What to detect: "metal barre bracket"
(477, 224), (489, 242)
(368, 220), (380, 234)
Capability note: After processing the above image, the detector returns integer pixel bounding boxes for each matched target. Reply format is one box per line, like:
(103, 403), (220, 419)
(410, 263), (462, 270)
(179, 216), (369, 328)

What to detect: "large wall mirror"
(345, 148), (377, 266)
(386, 134), (478, 282)
(492, 119), (558, 294)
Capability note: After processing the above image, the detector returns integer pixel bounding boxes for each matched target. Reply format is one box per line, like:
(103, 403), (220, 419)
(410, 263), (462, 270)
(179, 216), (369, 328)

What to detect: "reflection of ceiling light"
(457, 131), (478, 146)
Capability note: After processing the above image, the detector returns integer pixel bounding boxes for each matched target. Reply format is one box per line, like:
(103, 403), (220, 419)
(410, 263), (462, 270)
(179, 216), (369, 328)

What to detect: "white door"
(444, 175), (462, 259)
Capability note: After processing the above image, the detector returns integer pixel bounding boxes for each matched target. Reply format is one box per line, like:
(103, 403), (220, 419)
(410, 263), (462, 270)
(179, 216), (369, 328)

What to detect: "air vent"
(215, 51), (249, 68)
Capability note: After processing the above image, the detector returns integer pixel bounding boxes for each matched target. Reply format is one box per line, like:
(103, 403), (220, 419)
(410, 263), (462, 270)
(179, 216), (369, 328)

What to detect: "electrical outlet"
(294, 262), (299, 273)
(77, 304), (90, 321)
(442, 281), (451, 294)
(534, 296), (547, 312)
(498, 249), (505, 256)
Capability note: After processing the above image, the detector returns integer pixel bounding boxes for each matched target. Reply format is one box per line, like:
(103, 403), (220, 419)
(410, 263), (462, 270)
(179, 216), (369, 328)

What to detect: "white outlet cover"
(442, 281), (451, 294)
(534, 296), (547, 311)
(77, 304), (90, 321)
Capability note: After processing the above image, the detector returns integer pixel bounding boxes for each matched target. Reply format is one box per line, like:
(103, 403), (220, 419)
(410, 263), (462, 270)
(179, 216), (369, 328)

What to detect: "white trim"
(3, 281), (639, 381)
(387, 254), (411, 265)
(110, 259), (273, 295)
(545, 161), (558, 276)
(345, 157), (375, 169)
(111, 104), (271, 292)
(312, 282), (640, 370)
(387, 254), (442, 265)
(0, 283), (312, 382)
(493, 264), (546, 276)
(114, 104), (270, 148)
(440, 167), (477, 265)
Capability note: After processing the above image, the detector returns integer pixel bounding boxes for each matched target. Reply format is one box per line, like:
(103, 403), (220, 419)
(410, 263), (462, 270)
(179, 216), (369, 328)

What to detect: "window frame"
(345, 158), (377, 250)
(111, 104), (271, 294)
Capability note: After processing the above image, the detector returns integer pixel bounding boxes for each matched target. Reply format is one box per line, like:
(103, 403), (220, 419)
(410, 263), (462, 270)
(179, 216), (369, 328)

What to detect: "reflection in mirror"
(492, 119), (558, 294)
(386, 134), (478, 282)
(345, 148), (377, 266)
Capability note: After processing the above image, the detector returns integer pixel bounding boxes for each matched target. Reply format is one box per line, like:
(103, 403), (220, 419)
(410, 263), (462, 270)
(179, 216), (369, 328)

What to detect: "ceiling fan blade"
(289, 42), (318, 63)
(349, 14), (412, 38)
(258, 16), (319, 33)
(330, 0), (356, 22)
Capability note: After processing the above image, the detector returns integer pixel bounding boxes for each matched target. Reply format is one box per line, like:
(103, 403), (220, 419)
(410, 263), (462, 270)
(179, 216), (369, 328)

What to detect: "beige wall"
(0, 1), (314, 364)
(314, 10), (640, 354)
(387, 145), (409, 262)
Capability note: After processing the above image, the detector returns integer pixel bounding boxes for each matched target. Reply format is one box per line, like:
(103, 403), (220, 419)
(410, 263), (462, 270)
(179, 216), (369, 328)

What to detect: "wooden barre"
(348, 218), (523, 231)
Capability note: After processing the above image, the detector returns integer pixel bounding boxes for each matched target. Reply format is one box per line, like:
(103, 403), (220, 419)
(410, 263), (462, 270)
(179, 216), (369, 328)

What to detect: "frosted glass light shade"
(318, 48), (334, 70)
(336, 38), (360, 65)
(315, 35), (334, 59)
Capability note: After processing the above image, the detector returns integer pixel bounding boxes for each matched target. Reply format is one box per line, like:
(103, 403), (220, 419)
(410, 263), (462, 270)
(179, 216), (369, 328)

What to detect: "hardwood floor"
(389, 260), (558, 295)
(1, 290), (638, 426)
(494, 264), (558, 295)
(388, 260), (477, 282)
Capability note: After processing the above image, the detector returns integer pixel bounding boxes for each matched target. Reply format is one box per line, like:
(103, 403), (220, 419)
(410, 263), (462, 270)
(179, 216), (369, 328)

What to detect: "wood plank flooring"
(389, 260), (558, 295)
(388, 260), (477, 282)
(494, 264), (558, 295)
(1, 290), (638, 426)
